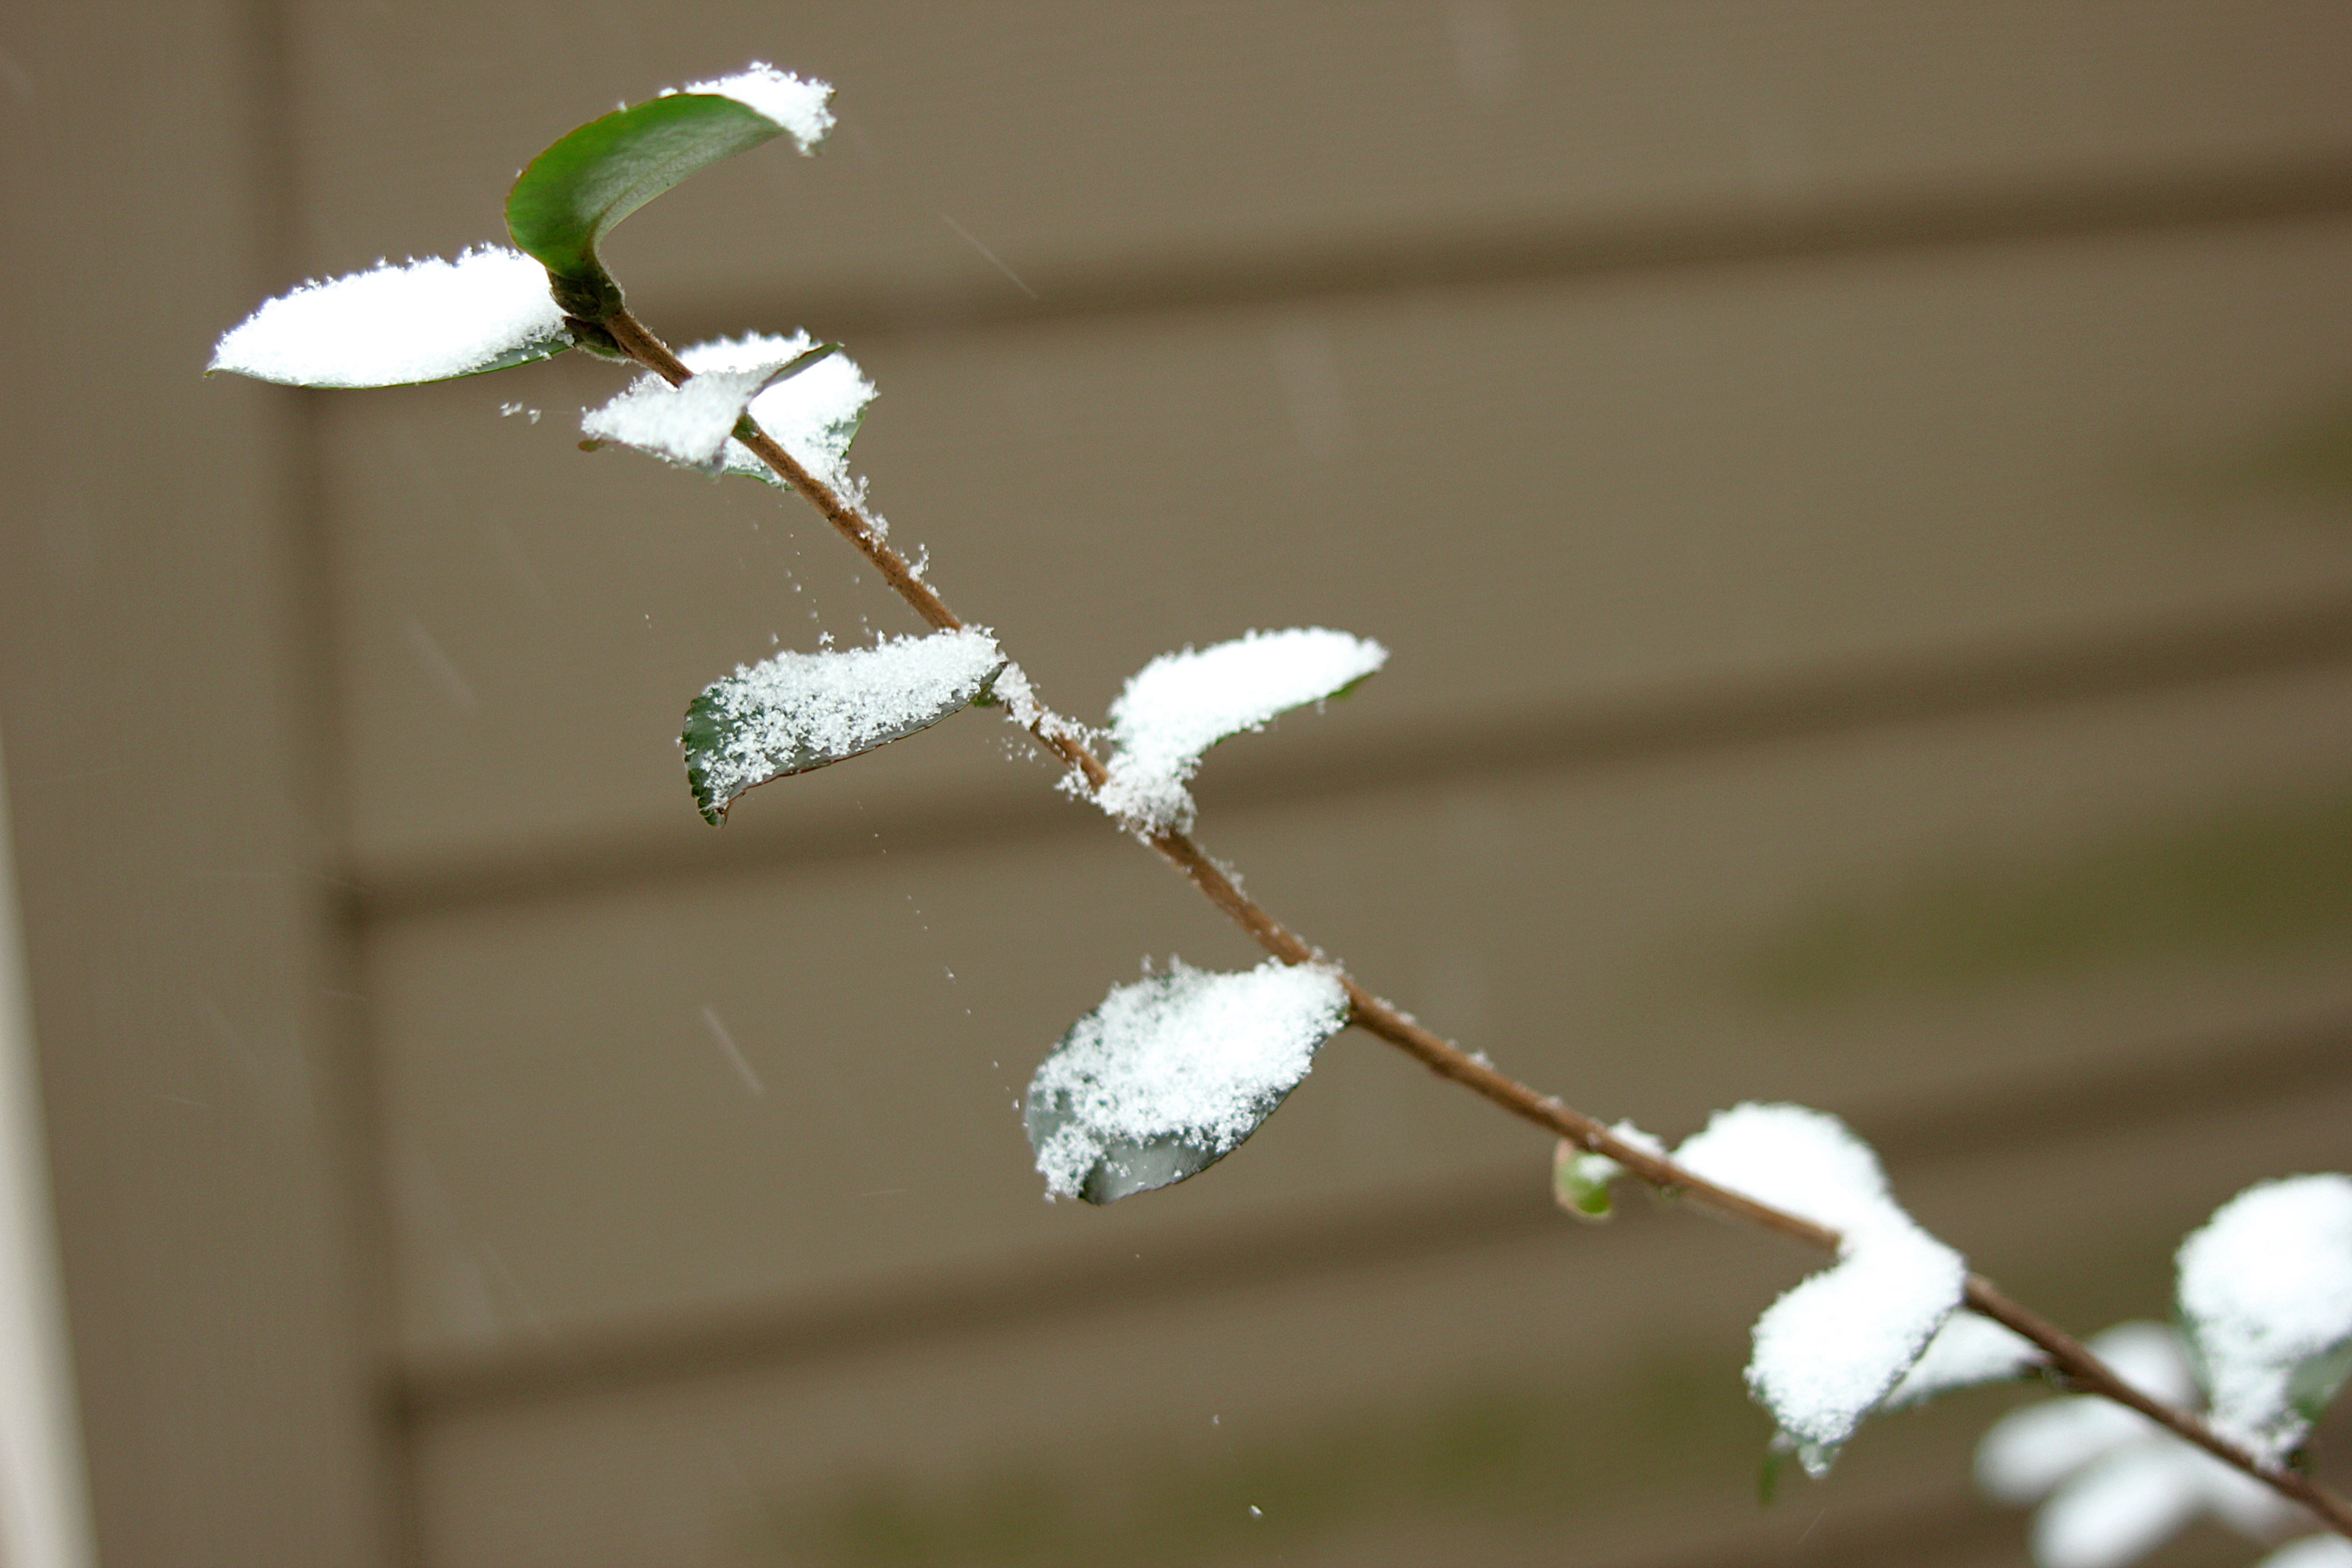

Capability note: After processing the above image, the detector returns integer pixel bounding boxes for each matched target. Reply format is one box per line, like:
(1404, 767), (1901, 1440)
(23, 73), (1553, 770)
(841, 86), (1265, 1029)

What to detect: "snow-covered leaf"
(685, 333), (876, 492)
(1880, 1310), (2044, 1411)
(507, 64), (832, 319)
(581, 343), (838, 473)
(1024, 959), (1348, 1204)
(209, 246), (569, 387)
(681, 628), (1002, 824)
(1551, 1121), (1662, 1222)
(1096, 629), (1387, 832)
(2176, 1172), (2352, 1465)
(1673, 1103), (1966, 1472)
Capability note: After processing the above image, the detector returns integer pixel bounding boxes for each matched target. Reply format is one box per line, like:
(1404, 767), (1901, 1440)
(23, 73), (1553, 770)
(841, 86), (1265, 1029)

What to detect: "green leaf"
(509, 93), (783, 317)
(581, 342), (844, 475)
(681, 629), (1004, 825)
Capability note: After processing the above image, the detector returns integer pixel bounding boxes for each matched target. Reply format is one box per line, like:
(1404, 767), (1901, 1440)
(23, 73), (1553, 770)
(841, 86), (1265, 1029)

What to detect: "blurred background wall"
(4, 3), (2352, 1565)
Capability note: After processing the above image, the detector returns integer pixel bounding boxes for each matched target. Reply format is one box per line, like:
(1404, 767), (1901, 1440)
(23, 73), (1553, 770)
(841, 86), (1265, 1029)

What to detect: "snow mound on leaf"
(210, 246), (565, 387)
(1674, 1103), (1965, 1471)
(1026, 959), (1347, 1202)
(691, 333), (876, 492)
(2177, 1173), (2352, 1466)
(1097, 628), (1386, 831)
(583, 362), (792, 470)
(687, 628), (1001, 813)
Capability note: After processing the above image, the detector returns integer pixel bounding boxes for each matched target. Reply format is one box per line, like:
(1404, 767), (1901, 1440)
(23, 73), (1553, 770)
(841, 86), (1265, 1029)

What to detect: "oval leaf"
(507, 65), (833, 318)
(209, 246), (570, 387)
(683, 628), (1002, 824)
(1024, 959), (1349, 1205)
(1096, 627), (1387, 832)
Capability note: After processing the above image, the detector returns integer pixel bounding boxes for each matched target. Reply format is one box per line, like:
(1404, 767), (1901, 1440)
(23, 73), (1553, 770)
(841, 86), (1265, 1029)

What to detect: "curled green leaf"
(507, 64), (833, 319)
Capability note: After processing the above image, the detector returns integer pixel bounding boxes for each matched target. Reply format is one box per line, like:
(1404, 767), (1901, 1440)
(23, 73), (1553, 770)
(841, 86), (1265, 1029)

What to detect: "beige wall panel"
(402, 1078), (2352, 1568)
(334, 216), (2352, 875)
(0, 5), (394, 1564)
(370, 657), (2352, 1357)
(285, 1), (2352, 307)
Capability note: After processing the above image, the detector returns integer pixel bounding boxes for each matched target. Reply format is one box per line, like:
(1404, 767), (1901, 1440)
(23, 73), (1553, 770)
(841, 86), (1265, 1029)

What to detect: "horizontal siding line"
(391, 1006), (2352, 1425)
(672, 152), (2352, 343)
(354, 588), (2352, 928)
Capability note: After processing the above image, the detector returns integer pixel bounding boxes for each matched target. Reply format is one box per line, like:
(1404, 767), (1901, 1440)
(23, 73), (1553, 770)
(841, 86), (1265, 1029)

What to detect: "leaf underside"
(461, 334), (575, 380)
(507, 93), (784, 311)
(1022, 1081), (1305, 1205)
(2288, 1338), (2352, 1425)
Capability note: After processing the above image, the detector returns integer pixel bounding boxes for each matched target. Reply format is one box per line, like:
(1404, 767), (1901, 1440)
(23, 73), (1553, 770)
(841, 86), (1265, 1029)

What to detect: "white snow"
(686, 628), (1001, 814)
(580, 334), (876, 490)
(1026, 959), (1348, 1202)
(1977, 1321), (2297, 1568)
(985, 662), (1082, 748)
(687, 333), (876, 491)
(210, 245), (567, 387)
(581, 361), (793, 471)
(676, 63), (834, 150)
(1096, 629), (1387, 831)
(1672, 1103), (1966, 1470)
(2260, 1539), (2352, 1568)
(2176, 1173), (2352, 1466)
(1881, 1310), (2042, 1411)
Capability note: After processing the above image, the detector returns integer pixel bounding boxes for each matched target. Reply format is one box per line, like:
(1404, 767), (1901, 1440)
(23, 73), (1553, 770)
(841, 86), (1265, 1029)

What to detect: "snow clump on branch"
(1672, 1102), (1966, 1472)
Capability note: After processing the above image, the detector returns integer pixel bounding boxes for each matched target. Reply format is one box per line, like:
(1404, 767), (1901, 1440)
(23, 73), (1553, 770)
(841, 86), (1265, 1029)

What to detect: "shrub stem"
(603, 305), (2352, 1539)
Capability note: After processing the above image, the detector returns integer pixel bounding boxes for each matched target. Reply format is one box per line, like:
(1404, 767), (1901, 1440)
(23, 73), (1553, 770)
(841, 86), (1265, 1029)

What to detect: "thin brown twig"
(1963, 1276), (2352, 1536)
(600, 305), (2352, 1539)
